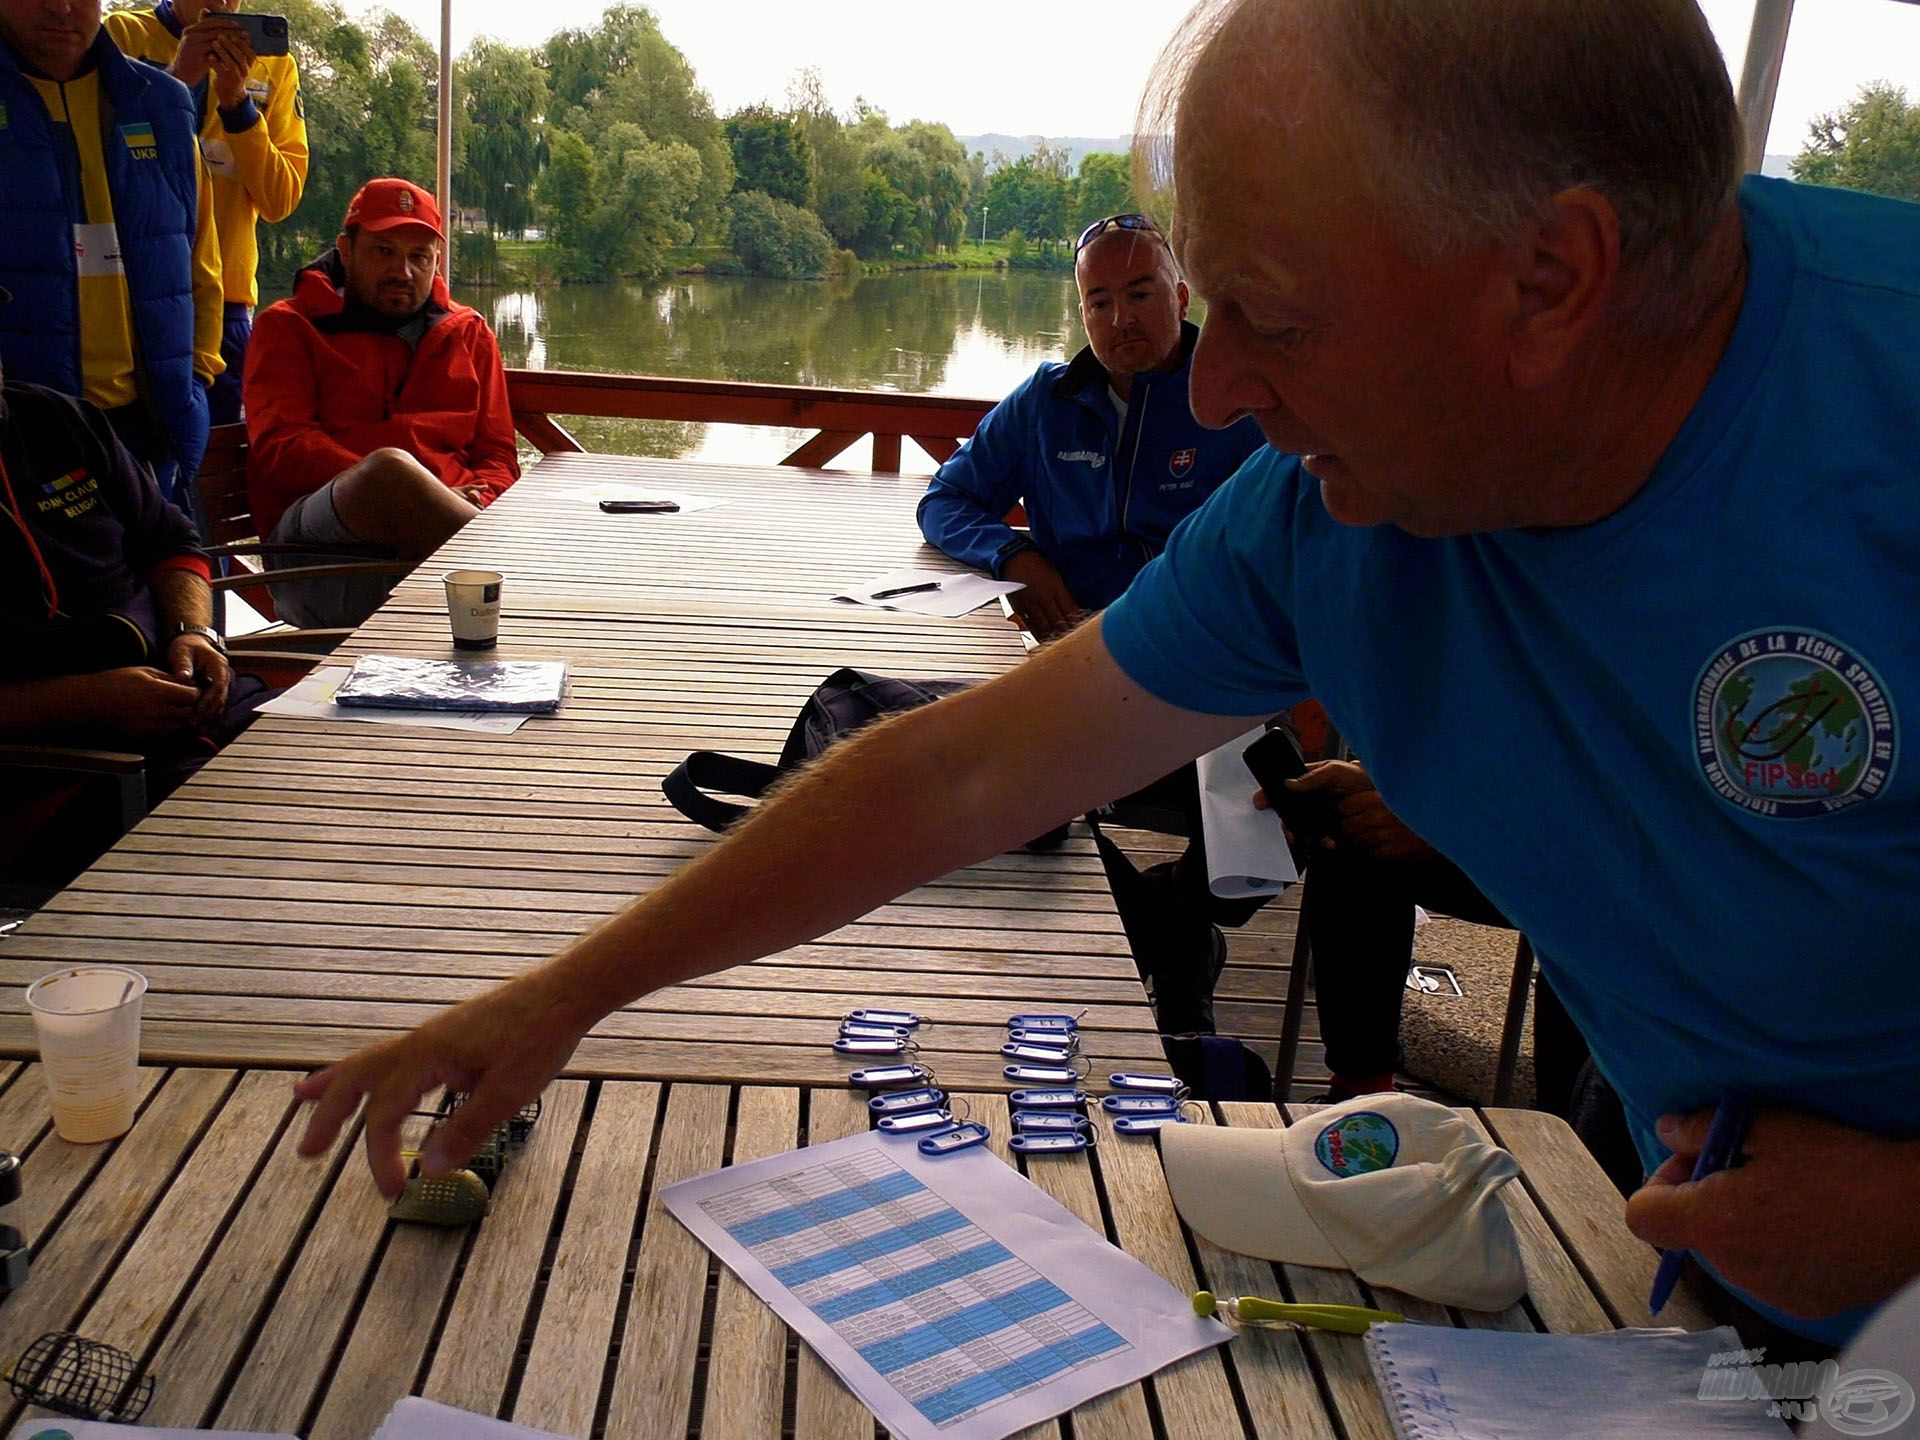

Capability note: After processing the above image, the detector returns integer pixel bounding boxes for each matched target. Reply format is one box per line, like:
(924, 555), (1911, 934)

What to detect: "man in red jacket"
(244, 177), (518, 627)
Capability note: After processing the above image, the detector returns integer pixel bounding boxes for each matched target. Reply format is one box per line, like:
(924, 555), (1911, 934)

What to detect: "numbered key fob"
(1009, 1131), (1090, 1154)
(868, 1086), (945, 1115)
(834, 1036), (908, 1055)
(1101, 1094), (1183, 1115)
(1109, 1072), (1185, 1093)
(848, 1063), (931, 1088)
(878, 1109), (958, 1135)
(1009, 1013), (1078, 1032)
(1007, 1028), (1079, 1048)
(847, 1007), (923, 1029)
(1001, 1041), (1074, 1063)
(918, 1123), (990, 1157)
(840, 1021), (908, 1042)
(1008, 1088), (1089, 1109)
(1114, 1113), (1189, 1134)
(1004, 1064), (1078, 1084)
(1011, 1110), (1089, 1133)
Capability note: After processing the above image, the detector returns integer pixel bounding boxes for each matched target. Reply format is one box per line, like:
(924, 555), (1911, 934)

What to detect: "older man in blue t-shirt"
(294, 0), (1920, 1351)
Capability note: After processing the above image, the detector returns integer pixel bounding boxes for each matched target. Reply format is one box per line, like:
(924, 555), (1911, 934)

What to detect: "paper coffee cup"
(443, 569), (503, 650)
(24, 966), (148, 1143)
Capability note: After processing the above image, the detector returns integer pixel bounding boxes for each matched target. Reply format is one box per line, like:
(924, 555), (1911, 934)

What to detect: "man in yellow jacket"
(106, 0), (307, 424)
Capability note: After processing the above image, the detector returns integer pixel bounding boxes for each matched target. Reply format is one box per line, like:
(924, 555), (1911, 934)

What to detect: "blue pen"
(1648, 1091), (1753, 1316)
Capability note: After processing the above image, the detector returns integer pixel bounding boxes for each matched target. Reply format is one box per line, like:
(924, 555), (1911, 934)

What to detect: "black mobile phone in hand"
(1242, 725), (1330, 845)
(598, 498), (680, 514)
(227, 12), (290, 55)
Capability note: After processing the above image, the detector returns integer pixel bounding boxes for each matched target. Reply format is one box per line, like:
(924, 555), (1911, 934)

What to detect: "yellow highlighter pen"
(1193, 1290), (1405, 1335)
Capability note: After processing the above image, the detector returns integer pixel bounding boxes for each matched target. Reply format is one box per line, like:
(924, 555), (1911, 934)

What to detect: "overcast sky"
(358, 0), (1920, 159)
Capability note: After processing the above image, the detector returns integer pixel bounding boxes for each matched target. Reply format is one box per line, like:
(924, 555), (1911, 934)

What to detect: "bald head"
(1075, 224), (1190, 393)
(1144, 0), (1743, 332)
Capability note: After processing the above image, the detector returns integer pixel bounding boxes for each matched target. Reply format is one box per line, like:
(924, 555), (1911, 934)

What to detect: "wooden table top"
(0, 1063), (1714, 1439)
(0, 456), (1159, 1088)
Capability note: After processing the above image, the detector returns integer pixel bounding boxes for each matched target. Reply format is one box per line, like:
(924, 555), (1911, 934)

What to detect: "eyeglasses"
(1075, 213), (1165, 255)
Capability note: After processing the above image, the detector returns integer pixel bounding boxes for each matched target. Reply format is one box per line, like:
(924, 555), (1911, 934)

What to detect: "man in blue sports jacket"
(918, 214), (1262, 641)
(919, 216), (1267, 1038)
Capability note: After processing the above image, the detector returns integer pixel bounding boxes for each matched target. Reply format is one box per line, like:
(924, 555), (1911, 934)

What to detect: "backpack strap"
(661, 751), (783, 833)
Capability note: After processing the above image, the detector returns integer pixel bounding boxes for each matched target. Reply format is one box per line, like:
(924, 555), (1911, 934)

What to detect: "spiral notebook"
(1364, 1323), (1794, 1439)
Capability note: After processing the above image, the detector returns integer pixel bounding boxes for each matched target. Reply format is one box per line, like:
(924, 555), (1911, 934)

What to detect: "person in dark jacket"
(0, 340), (263, 886)
(244, 177), (519, 628)
(0, 0), (225, 502)
(918, 215), (1270, 1035)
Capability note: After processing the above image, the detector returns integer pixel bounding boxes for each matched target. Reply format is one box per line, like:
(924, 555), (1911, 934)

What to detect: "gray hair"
(1136, 0), (1744, 328)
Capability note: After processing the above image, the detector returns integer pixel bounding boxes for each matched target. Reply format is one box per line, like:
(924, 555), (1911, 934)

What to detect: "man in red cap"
(243, 177), (519, 627)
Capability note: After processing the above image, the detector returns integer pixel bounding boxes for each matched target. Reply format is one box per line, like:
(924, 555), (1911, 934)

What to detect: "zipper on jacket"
(1116, 372), (1152, 564)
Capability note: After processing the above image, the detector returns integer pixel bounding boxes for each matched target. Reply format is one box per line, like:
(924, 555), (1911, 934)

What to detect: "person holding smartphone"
(106, 0), (308, 425)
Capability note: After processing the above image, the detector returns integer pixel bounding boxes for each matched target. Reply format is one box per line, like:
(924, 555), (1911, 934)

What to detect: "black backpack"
(662, 667), (972, 832)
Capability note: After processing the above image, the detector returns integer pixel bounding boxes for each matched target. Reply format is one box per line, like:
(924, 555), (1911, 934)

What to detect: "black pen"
(870, 581), (942, 600)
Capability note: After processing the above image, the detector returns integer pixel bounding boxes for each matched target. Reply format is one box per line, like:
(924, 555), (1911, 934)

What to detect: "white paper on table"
(836, 566), (1021, 618)
(258, 667), (530, 734)
(562, 482), (731, 514)
(1197, 725), (1298, 899)
(370, 1396), (577, 1439)
(663, 1129), (1228, 1440)
(8, 1423), (295, 1440)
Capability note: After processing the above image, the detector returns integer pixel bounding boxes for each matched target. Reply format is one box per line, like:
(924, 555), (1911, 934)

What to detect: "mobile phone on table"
(598, 498), (680, 514)
(1242, 725), (1333, 846)
(227, 12), (290, 55)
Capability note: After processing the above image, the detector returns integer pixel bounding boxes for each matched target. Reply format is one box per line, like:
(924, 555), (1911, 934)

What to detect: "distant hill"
(960, 134), (1131, 170)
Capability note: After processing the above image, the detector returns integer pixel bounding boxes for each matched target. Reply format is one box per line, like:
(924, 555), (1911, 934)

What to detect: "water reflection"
(456, 271), (1086, 470)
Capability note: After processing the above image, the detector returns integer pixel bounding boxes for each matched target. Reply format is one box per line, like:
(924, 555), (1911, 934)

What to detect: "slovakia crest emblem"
(1169, 448), (1196, 477)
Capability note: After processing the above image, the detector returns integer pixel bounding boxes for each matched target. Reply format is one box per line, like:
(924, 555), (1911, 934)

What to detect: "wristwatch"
(172, 621), (226, 654)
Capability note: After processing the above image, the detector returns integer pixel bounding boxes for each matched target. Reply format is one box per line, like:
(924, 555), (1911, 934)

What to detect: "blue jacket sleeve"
(916, 376), (1039, 577)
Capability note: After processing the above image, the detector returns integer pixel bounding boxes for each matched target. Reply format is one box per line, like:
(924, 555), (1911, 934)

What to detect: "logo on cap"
(397, 189), (414, 213)
(1314, 1111), (1400, 1178)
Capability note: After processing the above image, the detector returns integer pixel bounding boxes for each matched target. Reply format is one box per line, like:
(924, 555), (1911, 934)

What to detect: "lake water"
(453, 270), (1092, 472)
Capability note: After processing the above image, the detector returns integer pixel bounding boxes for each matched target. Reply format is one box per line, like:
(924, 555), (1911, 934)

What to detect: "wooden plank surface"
(0, 456), (1158, 1087)
(0, 1074), (1718, 1439)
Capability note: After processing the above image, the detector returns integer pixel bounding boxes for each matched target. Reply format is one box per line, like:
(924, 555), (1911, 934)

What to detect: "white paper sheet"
(836, 567), (1023, 618)
(370, 1397), (576, 1439)
(8, 1423), (293, 1440)
(258, 667), (531, 734)
(1197, 725), (1298, 899)
(562, 482), (731, 513)
(663, 1129), (1228, 1440)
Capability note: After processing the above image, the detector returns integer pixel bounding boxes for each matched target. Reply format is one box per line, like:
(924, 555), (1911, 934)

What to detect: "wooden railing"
(505, 369), (996, 473)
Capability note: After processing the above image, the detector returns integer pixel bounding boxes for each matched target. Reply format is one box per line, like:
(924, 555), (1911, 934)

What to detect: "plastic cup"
(443, 569), (503, 650)
(24, 966), (148, 1143)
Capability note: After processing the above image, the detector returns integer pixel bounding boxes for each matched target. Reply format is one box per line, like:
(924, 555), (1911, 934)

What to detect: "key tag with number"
(878, 1108), (959, 1136)
(868, 1086), (945, 1115)
(1004, 1063), (1081, 1084)
(847, 1007), (925, 1030)
(1011, 1109), (1090, 1134)
(918, 1123), (990, 1158)
(841, 1021), (909, 1042)
(1114, 1111), (1192, 1135)
(834, 1034), (916, 1057)
(848, 1063), (932, 1088)
(1009, 1087), (1089, 1109)
(1009, 1129), (1092, 1155)
(1007, 1028), (1081, 1050)
(1101, 1093), (1184, 1115)
(1109, 1072), (1187, 1095)
(1008, 1012), (1081, 1033)
(1001, 1040), (1076, 1064)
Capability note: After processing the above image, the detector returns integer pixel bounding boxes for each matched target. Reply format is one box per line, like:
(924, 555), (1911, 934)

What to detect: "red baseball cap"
(342, 178), (445, 240)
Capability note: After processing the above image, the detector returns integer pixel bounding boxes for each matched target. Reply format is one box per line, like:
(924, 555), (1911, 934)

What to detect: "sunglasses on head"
(1075, 213), (1165, 254)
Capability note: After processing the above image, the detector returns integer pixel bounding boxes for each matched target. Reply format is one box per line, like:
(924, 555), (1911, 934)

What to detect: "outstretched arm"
(295, 617), (1260, 1195)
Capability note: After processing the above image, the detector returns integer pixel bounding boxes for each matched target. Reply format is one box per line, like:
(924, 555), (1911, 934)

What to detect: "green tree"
(725, 106), (812, 208)
(537, 123), (699, 281)
(1793, 83), (1920, 203)
(456, 40), (546, 237)
(1073, 151), (1137, 231)
(727, 189), (832, 278)
(984, 155), (1069, 245)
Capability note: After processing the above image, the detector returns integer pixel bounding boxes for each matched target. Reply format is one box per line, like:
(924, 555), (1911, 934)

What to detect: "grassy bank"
(466, 235), (1066, 285)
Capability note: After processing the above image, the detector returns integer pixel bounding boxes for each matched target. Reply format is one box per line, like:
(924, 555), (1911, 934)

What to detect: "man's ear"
(1175, 279), (1190, 322)
(1506, 187), (1618, 390)
(335, 231), (351, 267)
